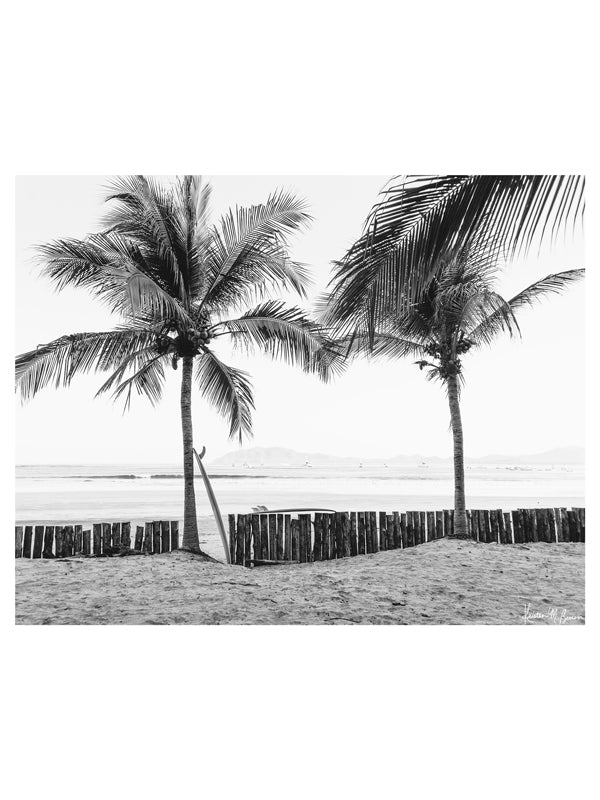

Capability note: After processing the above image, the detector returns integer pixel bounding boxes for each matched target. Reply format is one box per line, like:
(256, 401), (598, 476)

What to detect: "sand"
(15, 539), (584, 625)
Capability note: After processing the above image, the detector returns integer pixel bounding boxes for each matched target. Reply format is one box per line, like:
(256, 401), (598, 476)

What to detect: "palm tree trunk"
(447, 374), (468, 538)
(180, 356), (200, 552)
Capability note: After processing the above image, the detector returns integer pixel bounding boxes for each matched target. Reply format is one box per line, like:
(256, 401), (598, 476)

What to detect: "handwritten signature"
(521, 603), (584, 625)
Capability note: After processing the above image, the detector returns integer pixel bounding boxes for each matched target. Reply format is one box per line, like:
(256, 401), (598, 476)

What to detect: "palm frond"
(195, 350), (255, 443)
(213, 301), (345, 381)
(201, 191), (312, 312)
(338, 330), (426, 362)
(38, 232), (192, 326)
(326, 175), (584, 338)
(15, 329), (156, 402)
(103, 175), (190, 304)
(175, 176), (213, 300)
(506, 268), (585, 312)
(467, 269), (584, 345)
(98, 353), (167, 412)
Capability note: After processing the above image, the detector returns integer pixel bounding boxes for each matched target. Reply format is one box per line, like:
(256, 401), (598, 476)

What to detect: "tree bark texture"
(447, 374), (468, 538)
(180, 356), (200, 551)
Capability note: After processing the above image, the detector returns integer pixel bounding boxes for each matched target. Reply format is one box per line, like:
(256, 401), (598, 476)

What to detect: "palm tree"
(16, 176), (339, 555)
(327, 175), (585, 340)
(331, 246), (583, 537)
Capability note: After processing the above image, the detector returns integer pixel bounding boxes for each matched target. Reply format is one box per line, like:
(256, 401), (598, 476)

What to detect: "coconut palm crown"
(16, 176), (340, 554)
(330, 246), (583, 537)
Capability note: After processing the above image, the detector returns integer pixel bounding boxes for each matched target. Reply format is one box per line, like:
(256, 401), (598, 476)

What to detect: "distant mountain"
(473, 446), (584, 465)
(210, 446), (366, 467)
(209, 445), (584, 467)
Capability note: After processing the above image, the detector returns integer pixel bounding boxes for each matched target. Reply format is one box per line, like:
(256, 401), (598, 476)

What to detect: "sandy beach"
(15, 539), (584, 625)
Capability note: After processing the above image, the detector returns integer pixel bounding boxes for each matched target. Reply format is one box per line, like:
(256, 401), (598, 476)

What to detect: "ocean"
(16, 462), (584, 550)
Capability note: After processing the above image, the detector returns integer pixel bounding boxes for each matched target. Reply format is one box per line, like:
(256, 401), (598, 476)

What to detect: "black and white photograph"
(4, 2), (597, 799)
(15, 174), (585, 625)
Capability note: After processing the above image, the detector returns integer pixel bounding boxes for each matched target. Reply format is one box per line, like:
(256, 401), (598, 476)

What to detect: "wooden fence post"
(488, 511), (499, 544)
(406, 512), (414, 547)
(577, 508), (585, 542)
(228, 515), (236, 563)
(236, 515), (246, 566)
(160, 521), (170, 553)
(350, 513), (358, 556)
(503, 512), (513, 544)
(143, 522), (153, 554)
(567, 510), (581, 542)
(260, 515), (269, 560)
(539, 509), (549, 543)
(419, 511), (426, 543)
(32, 526), (44, 559)
(333, 513), (342, 557)
(170, 521), (179, 551)
(152, 521), (161, 554)
(62, 525), (73, 556)
(471, 510), (480, 541)
(547, 509), (557, 543)
(532, 510), (541, 543)
(530, 509), (539, 542)
(379, 512), (388, 551)
(497, 511), (507, 544)
(553, 508), (562, 542)
(246, 516), (254, 567)
(15, 526), (23, 558)
(512, 511), (523, 544)
(121, 522), (131, 550)
(43, 526), (55, 558)
(411, 511), (421, 545)
(558, 508), (568, 542)
(386, 514), (394, 552)
(74, 525), (83, 555)
(299, 514), (310, 562)
(321, 514), (330, 560)
(400, 513), (407, 548)
(291, 518), (300, 561)
(341, 512), (351, 557)
(314, 513), (323, 561)
(481, 511), (490, 543)
(479, 511), (487, 542)
(133, 526), (144, 552)
(66, 525), (75, 556)
(524, 509), (534, 543)
(419, 512), (426, 545)
(365, 513), (372, 554)
(276, 514), (284, 561)
(392, 512), (400, 549)
(357, 512), (366, 555)
(55, 526), (64, 558)
(23, 526), (33, 558)
(252, 515), (261, 562)
(433, 510), (442, 540)
(111, 522), (121, 550)
(268, 515), (277, 561)
(82, 529), (91, 556)
(93, 524), (101, 556)
(544, 509), (553, 543)
(369, 512), (378, 553)
(102, 523), (111, 554)
(466, 509), (472, 538)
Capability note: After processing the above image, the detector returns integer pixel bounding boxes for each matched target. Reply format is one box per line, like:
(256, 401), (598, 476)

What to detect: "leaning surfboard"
(193, 446), (231, 564)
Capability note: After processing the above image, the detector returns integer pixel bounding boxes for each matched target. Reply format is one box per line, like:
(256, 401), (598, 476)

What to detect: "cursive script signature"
(521, 603), (584, 625)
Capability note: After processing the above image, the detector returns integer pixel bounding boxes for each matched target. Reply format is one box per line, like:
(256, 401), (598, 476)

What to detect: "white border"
(2, 2), (597, 798)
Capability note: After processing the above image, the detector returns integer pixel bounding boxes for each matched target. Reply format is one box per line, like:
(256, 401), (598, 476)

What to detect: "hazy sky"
(15, 176), (585, 464)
